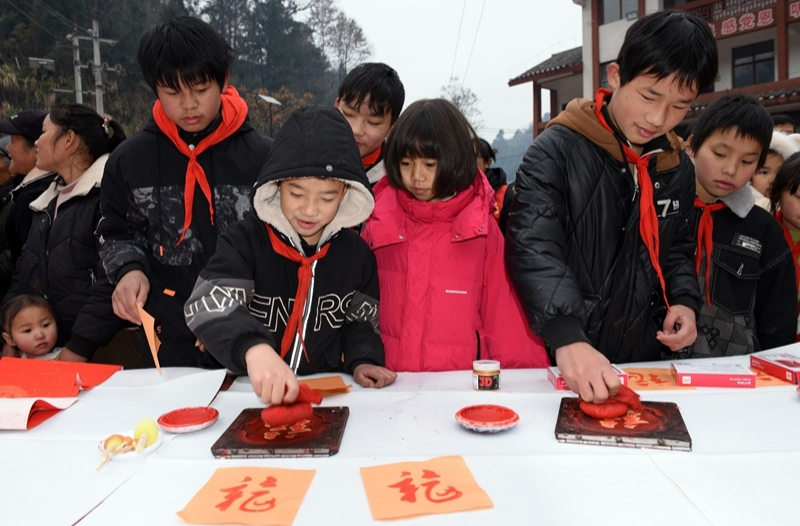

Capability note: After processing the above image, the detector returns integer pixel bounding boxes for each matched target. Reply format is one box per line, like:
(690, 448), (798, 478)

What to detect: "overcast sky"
(335, 0), (584, 141)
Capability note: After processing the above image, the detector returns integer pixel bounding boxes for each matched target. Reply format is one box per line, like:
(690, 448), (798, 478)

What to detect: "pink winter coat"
(362, 173), (549, 372)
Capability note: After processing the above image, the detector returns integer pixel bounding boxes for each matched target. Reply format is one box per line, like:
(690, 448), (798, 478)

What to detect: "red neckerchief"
(152, 86), (248, 245)
(362, 143), (381, 168)
(594, 88), (670, 310)
(266, 224), (331, 360)
(776, 210), (800, 290)
(693, 197), (727, 306)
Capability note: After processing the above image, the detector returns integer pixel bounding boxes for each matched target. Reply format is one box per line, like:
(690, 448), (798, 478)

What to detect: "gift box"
(548, 365), (628, 391)
(749, 353), (800, 384)
(670, 362), (755, 388)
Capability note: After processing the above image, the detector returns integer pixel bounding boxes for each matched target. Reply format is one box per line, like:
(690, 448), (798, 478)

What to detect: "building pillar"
(550, 88), (559, 120)
(777, 0), (788, 81)
(533, 82), (542, 139)
(591, 0), (601, 93)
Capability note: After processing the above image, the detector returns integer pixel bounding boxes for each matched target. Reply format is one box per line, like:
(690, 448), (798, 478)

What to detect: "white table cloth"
(3, 348), (799, 526)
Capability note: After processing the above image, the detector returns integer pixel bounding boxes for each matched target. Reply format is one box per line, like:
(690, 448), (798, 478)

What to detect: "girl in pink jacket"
(362, 99), (549, 372)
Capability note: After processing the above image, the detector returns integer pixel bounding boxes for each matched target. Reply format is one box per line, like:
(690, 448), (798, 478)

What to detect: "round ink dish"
(157, 407), (219, 434)
(455, 404), (519, 433)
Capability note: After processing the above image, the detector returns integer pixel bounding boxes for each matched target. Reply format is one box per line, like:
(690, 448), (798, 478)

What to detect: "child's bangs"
(397, 122), (442, 161)
(157, 65), (214, 92)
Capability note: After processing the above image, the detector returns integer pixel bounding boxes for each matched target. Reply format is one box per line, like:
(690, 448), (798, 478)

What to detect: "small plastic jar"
(473, 360), (500, 391)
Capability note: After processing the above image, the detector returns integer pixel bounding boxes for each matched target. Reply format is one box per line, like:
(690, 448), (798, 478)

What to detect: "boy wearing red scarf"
(682, 94), (796, 358)
(185, 106), (395, 404)
(506, 12), (717, 403)
(59, 17), (272, 367)
(334, 63), (405, 186)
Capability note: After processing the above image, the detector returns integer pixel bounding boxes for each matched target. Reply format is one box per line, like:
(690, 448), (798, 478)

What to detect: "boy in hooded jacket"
(506, 11), (717, 403)
(185, 105), (396, 404)
(62, 17), (273, 367)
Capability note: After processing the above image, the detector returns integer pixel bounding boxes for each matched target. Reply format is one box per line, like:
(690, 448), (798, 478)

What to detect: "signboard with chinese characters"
(177, 467), (315, 526)
(708, 7), (775, 39)
(791, 1), (800, 20)
(360, 456), (493, 520)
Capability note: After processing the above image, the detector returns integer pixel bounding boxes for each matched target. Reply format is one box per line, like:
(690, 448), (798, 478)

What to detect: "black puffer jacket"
(98, 103), (272, 367)
(505, 95), (701, 364)
(3, 155), (121, 346)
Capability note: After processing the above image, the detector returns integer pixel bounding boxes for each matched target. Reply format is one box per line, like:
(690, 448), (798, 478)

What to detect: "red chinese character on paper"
(791, 1), (800, 19)
(708, 23), (716, 36)
(757, 9), (774, 26)
(388, 470), (463, 504)
(721, 17), (737, 35)
(739, 13), (756, 31)
(216, 476), (278, 513)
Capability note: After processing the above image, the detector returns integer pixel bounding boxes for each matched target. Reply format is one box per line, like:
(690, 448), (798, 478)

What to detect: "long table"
(4, 347), (800, 526)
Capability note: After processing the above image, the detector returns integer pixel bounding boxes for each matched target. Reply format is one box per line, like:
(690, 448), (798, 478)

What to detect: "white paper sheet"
(0, 397), (78, 430)
(2, 369), (226, 441)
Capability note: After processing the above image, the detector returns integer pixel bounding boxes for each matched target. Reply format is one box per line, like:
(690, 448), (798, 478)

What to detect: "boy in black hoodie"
(58, 17), (272, 366)
(185, 105), (396, 404)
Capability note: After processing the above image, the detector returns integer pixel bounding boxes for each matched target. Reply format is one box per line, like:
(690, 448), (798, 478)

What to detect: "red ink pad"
(455, 404), (519, 433)
(157, 407), (219, 434)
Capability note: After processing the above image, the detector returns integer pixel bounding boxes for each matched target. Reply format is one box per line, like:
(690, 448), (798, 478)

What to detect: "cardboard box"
(670, 362), (755, 389)
(548, 365), (628, 391)
(749, 353), (800, 384)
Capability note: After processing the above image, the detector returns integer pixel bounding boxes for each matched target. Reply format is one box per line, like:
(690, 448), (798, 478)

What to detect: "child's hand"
(354, 364), (397, 388)
(112, 270), (150, 325)
(245, 343), (299, 404)
(555, 342), (621, 403)
(657, 304), (697, 351)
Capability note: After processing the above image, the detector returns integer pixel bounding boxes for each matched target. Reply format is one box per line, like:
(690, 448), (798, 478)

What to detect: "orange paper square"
(752, 367), (794, 388)
(360, 456), (493, 520)
(623, 368), (696, 390)
(299, 376), (351, 395)
(177, 467), (315, 526)
(137, 305), (162, 375)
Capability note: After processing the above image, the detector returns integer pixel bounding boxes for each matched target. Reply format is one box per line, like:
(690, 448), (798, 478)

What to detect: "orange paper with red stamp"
(360, 456), (493, 520)
(177, 467), (315, 525)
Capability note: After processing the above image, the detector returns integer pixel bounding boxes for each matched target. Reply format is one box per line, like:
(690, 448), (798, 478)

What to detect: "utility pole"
(71, 35), (83, 104)
(70, 21), (117, 113)
(91, 20), (104, 114)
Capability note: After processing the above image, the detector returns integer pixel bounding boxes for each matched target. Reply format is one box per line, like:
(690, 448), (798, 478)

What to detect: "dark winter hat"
(253, 105), (375, 248)
(256, 105), (370, 187)
(0, 110), (49, 143)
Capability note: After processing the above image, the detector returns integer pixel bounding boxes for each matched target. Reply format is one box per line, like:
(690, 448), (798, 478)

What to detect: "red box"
(749, 353), (800, 384)
(548, 365), (628, 391)
(670, 362), (755, 388)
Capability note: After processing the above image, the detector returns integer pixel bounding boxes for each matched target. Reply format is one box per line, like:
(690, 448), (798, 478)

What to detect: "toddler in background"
(751, 131), (798, 211)
(2, 295), (59, 359)
(770, 152), (800, 340)
(362, 98), (549, 372)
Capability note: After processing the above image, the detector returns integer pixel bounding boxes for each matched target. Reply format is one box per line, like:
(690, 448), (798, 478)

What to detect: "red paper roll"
(295, 384), (323, 405)
(261, 403), (313, 427)
(579, 385), (643, 419)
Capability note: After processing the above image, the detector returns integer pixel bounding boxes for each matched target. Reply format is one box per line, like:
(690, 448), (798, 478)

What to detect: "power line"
(29, 0), (87, 33)
(449, 0), (467, 81)
(3, 0), (60, 40)
(462, 0), (487, 85)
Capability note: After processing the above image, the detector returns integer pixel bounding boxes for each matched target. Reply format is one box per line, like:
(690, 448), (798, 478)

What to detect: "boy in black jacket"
(185, 105), (396, 404)
(57, 17), (273, 366)
(334, 63), (405, 185)
(682, 94), (796, 357)
(506, 11), (717, 403)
